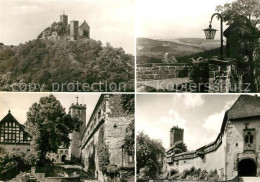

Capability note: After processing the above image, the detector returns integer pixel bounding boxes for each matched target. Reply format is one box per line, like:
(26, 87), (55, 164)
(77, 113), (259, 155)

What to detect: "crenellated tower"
(170, 125), (184, 147)
(69, 96), (86, 159)
(60, 13), (68, 26)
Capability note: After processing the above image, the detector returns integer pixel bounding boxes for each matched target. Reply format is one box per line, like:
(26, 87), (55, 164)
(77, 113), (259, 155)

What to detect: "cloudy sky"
(0, 93), (100, 125)
(0, 0), (134, 54)
(136, 0), (234, 40)
(136, 94), (243, 151)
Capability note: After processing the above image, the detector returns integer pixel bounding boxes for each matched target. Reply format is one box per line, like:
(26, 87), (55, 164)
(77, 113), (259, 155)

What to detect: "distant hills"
(137, 37), (221, 63)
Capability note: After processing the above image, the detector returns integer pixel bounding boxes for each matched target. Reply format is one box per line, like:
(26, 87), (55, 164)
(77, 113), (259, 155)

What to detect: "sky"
(136, 94), (244, 151)
(0, 92), (100, 125)
(0, 0), (134, 54)
(136, 0), (235, 40)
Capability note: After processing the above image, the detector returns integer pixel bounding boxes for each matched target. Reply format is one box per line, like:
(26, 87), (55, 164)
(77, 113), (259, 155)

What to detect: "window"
(243, 129), (256, 151)
(202, 156), (206, 163)
(245, 132), (254, 144)
(128, 155), (134, 163)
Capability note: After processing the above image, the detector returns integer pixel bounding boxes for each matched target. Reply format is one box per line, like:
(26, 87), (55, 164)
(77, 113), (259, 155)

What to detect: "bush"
(0, 152), (31, 181)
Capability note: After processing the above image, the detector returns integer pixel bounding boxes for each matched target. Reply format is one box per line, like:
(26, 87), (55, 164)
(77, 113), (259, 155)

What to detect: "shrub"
(0, 152), (31, 181)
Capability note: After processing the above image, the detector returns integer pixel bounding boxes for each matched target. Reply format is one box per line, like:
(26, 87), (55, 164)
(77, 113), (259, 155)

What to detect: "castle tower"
(170, 126), (184, 147)
(60, 13), (68, 26)
(69, 96), (86, 159)
(70, 21), (79, 40)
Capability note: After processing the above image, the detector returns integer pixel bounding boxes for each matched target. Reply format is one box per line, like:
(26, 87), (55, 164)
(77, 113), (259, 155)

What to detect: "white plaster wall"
(226, 118), (260, 178)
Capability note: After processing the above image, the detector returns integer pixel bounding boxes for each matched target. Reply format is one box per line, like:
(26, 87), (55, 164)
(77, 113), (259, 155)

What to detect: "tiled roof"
(220, 95), (260, 134)
(227, 95), (260, 120)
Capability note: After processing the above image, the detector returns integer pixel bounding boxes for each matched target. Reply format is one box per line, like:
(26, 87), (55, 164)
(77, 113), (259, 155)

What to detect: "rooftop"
(227, 95), (260, 120)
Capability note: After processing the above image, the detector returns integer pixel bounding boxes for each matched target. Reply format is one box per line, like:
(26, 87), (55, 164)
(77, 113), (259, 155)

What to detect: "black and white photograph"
(136, 0), (260, 93)
(2, 0), (260, 182)
(136, 94), (260, 181)
(0, 0), (135, 92)
(0, 93), (135, 181)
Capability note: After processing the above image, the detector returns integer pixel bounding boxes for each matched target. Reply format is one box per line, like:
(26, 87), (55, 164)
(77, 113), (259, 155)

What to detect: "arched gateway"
(238, 159), (257, 176)
(61, 155), (67, 162)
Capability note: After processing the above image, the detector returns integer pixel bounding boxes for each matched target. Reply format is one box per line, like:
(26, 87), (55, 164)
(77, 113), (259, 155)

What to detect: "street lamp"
(203, 13), (224, 60)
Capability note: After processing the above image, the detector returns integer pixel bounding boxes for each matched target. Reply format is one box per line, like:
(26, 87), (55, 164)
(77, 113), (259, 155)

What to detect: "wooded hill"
(0, 38), (134, 91)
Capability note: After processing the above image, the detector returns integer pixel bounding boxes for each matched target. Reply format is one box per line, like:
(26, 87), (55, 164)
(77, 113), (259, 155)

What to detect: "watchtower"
(170, 126), (184, 147)
(70, 21), (79, 40)
(69, 96), (86, 158)
(60, 13), (68, 26)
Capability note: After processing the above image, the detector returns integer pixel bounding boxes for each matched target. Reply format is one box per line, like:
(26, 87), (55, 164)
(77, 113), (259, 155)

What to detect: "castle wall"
(169, 117), (260, 180)
(81, 95), (134, 182)
(208, 61), (232, 93)
(137, 63), (191, 81)
(0, 143), (31, 157)
(168, 138), (226, 181)
(104, 117), (134, 168)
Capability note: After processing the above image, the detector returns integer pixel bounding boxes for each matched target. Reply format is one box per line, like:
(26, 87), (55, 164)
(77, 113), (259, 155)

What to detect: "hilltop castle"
(37, 13), (90, 41)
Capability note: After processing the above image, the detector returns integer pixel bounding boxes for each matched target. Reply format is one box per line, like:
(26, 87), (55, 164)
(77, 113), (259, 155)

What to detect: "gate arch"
(61, 155), (67, 162)
(238, 158), (257, 176)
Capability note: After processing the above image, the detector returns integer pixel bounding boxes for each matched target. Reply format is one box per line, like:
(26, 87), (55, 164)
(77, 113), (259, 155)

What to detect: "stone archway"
(61, 155), (67, 162)
(238, 158), (257, 176)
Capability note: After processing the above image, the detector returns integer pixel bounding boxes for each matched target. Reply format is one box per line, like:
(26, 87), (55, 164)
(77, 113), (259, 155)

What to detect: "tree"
(172, 141), (187, 154)
(121, 94), (135, 114)
(216, 0), (260, 91)
(137, 132), (165, 179)
(121, 94), (135, 155)
(25, 94), (82, 165)
(123, 120), (135, 155)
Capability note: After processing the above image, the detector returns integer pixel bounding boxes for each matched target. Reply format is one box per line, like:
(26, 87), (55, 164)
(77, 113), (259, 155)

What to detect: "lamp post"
(203, 13), (224, 60)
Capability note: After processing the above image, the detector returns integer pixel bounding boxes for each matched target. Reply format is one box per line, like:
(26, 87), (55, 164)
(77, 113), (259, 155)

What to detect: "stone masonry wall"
(81, 94), (134, 182)
(209, 63), (232, 93)
(0, 143), (30, 157)
(104, 117), (134, 168)
(137, 63), (191, 81)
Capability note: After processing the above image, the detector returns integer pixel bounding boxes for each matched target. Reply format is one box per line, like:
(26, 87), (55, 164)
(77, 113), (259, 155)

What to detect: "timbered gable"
(0, 110), (32, 144)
